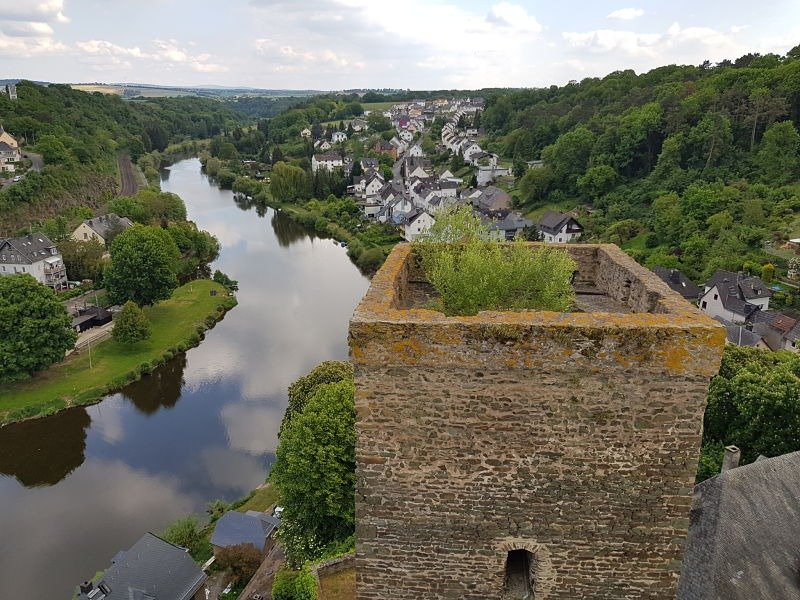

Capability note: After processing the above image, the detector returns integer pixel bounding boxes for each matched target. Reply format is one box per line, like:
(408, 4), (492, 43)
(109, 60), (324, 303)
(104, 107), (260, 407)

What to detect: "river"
(0, 158), (370, 599)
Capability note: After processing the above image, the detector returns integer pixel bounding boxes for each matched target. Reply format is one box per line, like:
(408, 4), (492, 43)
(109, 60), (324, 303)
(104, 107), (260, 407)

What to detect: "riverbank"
(0, 279), (236, 426)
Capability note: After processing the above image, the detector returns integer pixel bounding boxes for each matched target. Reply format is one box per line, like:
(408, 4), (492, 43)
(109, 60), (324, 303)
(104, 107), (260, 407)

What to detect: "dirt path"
(118, 154), (140, 196)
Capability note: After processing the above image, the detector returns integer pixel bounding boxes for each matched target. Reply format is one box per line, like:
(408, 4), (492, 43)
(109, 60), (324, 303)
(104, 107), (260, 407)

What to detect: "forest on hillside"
(477, 46), (800, 299)
(0, 82), (242, 232)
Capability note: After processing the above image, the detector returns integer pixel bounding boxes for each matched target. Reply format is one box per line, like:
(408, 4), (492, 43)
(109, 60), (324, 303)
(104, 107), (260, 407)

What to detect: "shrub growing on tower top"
(413, 206), (576, 316)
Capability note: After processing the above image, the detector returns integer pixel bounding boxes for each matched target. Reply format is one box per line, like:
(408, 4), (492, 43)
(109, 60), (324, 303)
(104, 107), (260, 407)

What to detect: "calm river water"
(0, 158), (370, 599)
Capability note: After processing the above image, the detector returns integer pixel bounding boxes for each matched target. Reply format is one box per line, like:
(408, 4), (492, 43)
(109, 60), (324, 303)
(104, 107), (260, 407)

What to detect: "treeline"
(482, 45), (800, 288)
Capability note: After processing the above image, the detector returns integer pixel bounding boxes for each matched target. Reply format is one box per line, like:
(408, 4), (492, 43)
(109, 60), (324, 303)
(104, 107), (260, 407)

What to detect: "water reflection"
(271, 209), (314, 247)
(120, 354), (187, 415)
(0, 408), (90, 487)
(0, 158), (370, 599)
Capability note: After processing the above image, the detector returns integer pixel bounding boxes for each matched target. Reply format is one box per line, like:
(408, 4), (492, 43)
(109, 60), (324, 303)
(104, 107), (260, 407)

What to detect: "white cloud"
(74, 38), (228, 73)
(0, 0), (69, 24)
(563, 29), (661, 57)
(607, 7), (644, 21)
(1, 21), (53, 37)
(486, 2), (542, 33)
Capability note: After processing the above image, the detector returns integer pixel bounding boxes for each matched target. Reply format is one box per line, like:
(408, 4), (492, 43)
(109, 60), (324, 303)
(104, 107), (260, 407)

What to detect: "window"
(503, 550), (533, 598)
(701, 301), (707, 309)
(83, 232), (87, 240)
(713, 294), (718, 301)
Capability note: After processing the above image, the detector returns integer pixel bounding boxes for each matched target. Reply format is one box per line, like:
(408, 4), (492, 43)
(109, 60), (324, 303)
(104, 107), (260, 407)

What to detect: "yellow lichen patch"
(661, 343), (692, 374)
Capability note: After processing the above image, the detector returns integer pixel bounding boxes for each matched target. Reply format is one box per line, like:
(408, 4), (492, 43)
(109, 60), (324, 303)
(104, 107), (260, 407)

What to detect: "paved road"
(23, 151), (43, 172)
(118, 154), (140, 196)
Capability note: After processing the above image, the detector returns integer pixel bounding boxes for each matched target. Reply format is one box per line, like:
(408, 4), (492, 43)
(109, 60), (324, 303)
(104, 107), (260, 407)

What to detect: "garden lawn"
(0, 279), (232, 423)
(237, 483), (280, 513)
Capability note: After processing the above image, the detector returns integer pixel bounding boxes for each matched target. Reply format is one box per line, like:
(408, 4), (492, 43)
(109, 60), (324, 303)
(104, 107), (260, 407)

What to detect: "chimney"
(721, 445), (741, 472)
(79, 581), (93, 594)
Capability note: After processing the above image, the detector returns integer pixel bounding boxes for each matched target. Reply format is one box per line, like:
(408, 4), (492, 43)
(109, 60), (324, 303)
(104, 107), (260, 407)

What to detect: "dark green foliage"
(696, 442), (725, 483)
(700, 346), (800, 478)
(161, 515), (210, 562)
(271, 379), (356, 567)
(105, 224), (181, 305)
(272, 568), (300, 600)
(59, 239), (106, 282)
(112, 301), (152, 344)
(0, 275), (77, 383)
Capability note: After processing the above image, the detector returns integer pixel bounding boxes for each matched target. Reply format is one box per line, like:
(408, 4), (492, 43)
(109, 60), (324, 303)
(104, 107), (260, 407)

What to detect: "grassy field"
(362, 101), (395, 111)
(237, 483), (280, 513)
(318, 566), (356, 600)
(0, 279), (235, 424)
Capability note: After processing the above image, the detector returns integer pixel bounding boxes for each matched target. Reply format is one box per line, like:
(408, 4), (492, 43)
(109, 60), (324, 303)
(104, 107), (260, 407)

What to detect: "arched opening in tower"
(503, 549), (534, 599)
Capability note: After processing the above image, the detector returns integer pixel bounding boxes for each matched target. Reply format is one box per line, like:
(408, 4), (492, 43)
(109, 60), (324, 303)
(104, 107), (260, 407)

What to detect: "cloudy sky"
(1, 0), (799, 90)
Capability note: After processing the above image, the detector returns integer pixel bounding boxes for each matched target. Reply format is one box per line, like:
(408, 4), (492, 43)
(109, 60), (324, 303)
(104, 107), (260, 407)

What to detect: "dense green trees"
(105, 225), (181, 305)
(271, 371), (355, 567)
(112, 301), (152, 344)
(270, 162), (312, 202)
(0, 275), (77, 383)
(108, 189), (187, 225)
(59, 239), (106, 282)
(701, 346), (800, 474)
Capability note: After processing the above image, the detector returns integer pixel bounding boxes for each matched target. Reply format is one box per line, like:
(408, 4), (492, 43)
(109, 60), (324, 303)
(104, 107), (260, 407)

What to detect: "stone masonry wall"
(350, 244), (726, 600)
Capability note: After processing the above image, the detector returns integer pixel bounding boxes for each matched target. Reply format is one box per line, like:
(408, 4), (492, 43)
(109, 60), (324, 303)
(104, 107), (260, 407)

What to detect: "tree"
(59, 239), (107, 282)
(761, 263), (775, 283)
(702, 346), (800, 469)
(105, 224), (181, 305)
(271, 379), (356, 566)
(112, 301), (151, 344)
(280, 361), (353, 436)
(0, 275), (77, 383)
(213, 269), (239, 291)
(270, 162), (312, 202)
(216, 544), (263, 586)
(577, 165), (617, 200)
(161, 515), (206, 557)
(272, 146), (284, 164)
(756, 121), (800, 185)
(517, 165), (554, 206)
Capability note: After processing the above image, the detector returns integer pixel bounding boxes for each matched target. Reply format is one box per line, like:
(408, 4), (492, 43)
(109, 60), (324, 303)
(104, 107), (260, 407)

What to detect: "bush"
(414, 207), (576, 316)
(112, 301), (152, 344)
(215, 543), (263, 586)
(272, 568), (299, 600)
(294, 566), (318, 600)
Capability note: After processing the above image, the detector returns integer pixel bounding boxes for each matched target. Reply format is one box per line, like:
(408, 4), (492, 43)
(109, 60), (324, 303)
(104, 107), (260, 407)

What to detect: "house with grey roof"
(747, 309), (800, 352)
(77, 532), (207, 600)
(211, 510), (280, 557)
(699, 271), (772, 324)
(469, 186), (512, 215)
(0, 233), (67, 289)
(536, 211), (583, 243)
(482, 212), (533, 241)
(71, 214), (133, 247)
(678, 450), (800, 599)
(651, 267), (701, 301)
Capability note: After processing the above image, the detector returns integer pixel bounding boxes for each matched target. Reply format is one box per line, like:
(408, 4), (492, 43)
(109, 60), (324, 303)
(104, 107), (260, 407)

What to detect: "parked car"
(12, 175), (22, 182)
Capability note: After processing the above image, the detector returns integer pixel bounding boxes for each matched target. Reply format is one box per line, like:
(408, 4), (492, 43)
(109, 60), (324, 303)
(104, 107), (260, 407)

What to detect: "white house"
(332, 131), (347, 143)
(407, 144), (424, 157)
(71, 214), (133, 246)
(537, 211), (583, 243)
(314, 140), (332, 152)
(402, 210), (436, 241)
(300, 128), (312, 139)
(351, 118), (368, 132)
(312, 153), (343, 173)
(460, 141), (483, 161)
(0, 233), (67, 289)
(363, 173), (385, 199)
(399, 130), (414, 142)
(0, 141), (20, 173)
(699, 271), (772, 323)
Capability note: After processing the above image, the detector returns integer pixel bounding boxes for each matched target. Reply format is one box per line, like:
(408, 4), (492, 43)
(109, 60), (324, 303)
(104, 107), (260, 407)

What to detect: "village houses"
(536, 211), (584, 243)
(0, 233), (68, 289)
(71, 214), (133, 246)
(312, 152), (344, 173)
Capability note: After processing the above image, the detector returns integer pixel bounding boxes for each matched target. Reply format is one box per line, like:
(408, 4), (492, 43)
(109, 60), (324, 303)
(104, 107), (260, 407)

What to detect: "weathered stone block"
(349, 243), (725, 599)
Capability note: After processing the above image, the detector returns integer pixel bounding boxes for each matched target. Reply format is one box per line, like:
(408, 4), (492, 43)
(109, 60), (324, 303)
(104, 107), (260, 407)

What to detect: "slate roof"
(678, 451), (800, 600)
(472, 186), (512, 213)
(651, 267), (702, 300)
(82, 214), (133, 241)
(78, 533), (206, 600)
(725, 324), (764, 347)
(211, 511), (279, 552)
(0, 233), (58, 265)
(537, 211), (583, 235)
(314, 153), (342, 162)
(706, 270), (772, 300)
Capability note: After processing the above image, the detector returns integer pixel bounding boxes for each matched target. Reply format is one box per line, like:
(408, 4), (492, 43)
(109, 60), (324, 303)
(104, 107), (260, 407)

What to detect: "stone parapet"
(350, 243), (725, 600)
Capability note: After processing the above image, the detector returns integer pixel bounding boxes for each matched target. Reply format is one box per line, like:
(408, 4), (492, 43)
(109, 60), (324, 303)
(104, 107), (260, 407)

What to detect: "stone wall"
(349, 243), (726, 600)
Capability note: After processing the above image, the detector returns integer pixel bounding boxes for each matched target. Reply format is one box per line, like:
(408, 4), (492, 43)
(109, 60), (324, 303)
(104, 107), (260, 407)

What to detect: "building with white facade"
(537, 211), (583, 243)
(312, 153), (344, 173)
(0, 233), (67, 289)
(699, 271), (772, 324)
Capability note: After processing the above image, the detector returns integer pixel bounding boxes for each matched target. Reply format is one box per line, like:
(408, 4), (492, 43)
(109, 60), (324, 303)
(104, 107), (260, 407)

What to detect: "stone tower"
(349, 243), (725, 600)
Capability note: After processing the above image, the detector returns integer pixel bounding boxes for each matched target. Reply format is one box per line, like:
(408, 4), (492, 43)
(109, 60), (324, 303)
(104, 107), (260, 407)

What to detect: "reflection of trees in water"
(121, 354), (187, 415)
(0, 408), (91, 487)
(271, 210), (314, 247)
(233, 193), (268, 217)
(159, 167), (171, 182)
